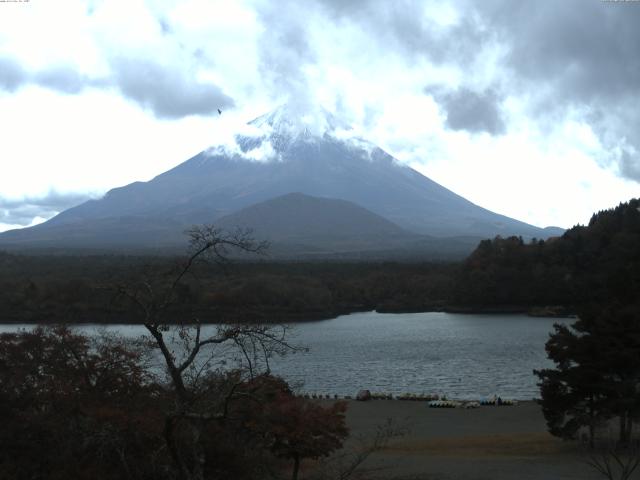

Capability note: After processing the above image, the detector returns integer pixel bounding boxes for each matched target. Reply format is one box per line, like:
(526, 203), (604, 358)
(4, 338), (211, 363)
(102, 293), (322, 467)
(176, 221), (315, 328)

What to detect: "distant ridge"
(0, 104), (564, 255)
(216, 192), (409, 241)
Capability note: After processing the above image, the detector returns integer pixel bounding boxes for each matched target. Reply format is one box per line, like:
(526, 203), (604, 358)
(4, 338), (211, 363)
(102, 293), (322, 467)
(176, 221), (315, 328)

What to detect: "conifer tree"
(536, 303), (640, 446)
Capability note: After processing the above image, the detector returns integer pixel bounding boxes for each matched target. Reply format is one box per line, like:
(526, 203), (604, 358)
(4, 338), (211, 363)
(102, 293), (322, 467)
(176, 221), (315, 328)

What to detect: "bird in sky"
(218, 108), (222, 115)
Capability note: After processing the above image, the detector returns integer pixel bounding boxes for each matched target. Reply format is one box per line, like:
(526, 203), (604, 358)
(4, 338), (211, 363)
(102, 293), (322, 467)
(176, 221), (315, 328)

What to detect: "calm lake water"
(0, 311), (568, 400)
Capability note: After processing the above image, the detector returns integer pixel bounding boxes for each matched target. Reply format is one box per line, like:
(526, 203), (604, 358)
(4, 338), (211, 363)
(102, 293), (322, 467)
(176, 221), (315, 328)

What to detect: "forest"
(1, 199), (638, 324)
(531, 199), (640, 455)
(454, 198), (640, 312)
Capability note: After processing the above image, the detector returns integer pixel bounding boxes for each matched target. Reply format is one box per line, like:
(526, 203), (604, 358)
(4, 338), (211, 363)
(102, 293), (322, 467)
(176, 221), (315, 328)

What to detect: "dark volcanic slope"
(213, 192), (482, 259)
(215, 192), (410, 242)
(0, 105), (563, 252)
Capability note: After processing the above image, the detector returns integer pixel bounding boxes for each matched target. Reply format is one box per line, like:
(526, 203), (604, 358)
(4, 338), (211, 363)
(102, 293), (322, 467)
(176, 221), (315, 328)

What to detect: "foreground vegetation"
(525, 199), (640, 479)
(0, 227), (355, 480)
(1, 199), (639, 479)
(0, 326), (350, 480)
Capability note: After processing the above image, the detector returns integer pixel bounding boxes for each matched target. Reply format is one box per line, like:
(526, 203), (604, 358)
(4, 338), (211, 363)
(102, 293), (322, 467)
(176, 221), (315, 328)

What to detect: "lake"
(0, 311), (567, 400)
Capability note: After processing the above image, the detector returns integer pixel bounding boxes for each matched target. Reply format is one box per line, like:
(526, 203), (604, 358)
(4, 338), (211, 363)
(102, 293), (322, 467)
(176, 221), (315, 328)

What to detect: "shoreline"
(0, 304), (576, 325)
(335, 399), (600, 479)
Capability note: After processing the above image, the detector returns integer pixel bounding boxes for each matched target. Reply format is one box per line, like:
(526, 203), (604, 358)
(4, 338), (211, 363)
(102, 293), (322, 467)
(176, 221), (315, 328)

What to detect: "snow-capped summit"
(0, 104), (564, 253)
(250, 103), (348, 136)
(242, 103), (351, 152)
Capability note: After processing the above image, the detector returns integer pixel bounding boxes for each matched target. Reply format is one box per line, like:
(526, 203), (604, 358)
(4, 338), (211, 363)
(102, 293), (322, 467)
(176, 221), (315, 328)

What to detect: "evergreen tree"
(535, 303), (640, 446)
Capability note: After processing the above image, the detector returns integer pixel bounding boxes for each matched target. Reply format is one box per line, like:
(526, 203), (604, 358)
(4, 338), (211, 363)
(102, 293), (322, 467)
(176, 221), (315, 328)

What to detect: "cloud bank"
(0, 0), (638, 232)
(0, 54), (233, 119)
(0, 192), (92, 229)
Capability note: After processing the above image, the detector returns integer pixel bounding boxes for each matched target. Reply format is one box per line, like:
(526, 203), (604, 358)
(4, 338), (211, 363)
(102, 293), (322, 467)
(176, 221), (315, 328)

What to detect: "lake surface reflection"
(0, 311), (567, 400)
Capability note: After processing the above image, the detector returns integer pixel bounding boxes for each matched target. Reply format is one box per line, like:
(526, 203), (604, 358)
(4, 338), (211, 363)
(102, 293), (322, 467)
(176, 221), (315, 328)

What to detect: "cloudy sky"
(1, 0), (638, 232)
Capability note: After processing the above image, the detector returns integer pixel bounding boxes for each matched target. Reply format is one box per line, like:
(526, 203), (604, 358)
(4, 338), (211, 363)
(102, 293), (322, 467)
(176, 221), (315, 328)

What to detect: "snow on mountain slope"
(0, 104), (564, 251)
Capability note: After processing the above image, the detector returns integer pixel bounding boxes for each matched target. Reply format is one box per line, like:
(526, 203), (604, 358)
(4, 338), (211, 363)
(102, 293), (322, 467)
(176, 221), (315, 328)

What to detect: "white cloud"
(0, 86), (221, 198)
(0, 215), (47, 234)
(408, 121), (639, 229)
(0, 0), (637, 233)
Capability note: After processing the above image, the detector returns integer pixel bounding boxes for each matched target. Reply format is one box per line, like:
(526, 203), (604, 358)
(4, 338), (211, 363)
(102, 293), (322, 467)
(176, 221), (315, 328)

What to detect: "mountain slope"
(215, 192), (410, 242)
(0, 104), (563, 253)
(212, 192), (443, 257)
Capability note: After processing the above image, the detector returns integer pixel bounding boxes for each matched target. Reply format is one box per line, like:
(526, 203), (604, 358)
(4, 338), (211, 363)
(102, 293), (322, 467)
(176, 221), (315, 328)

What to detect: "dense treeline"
(453, 236), (578, 312)
(0, 255), (456, 323)
(1, 198), (638, 323)
(454, 198), (640, 314)
(531, 200), (640, 448)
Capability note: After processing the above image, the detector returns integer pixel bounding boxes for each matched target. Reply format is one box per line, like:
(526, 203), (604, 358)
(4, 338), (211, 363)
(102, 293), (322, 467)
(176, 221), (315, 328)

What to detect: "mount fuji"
(0, 104), (563, 257)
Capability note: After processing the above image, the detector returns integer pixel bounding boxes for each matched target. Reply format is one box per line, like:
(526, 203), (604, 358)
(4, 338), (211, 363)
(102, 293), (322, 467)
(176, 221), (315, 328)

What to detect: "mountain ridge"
(0, 104), (564, 255)
(215, 192), (410, 241)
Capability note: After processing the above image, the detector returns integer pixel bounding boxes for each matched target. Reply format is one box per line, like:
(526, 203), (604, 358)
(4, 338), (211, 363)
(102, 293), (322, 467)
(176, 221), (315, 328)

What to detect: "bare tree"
(311, 418), (407, 480)
(116, 225), (298, 480)
(585, 440), (640, 480)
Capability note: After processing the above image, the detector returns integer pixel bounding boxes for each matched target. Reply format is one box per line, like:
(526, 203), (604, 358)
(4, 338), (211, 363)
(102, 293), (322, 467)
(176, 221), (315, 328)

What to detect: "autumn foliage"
(0, 326), (164, 479)
(267, 397), (348, 479)
(0, 327), (349, 480)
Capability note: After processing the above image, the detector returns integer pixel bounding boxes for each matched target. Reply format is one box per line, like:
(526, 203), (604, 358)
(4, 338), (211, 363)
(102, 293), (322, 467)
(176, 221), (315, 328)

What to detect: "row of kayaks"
(429, 400), (480, 408)
(480, 398), (518, 406)
(296, 392), (519, 406)
(428, 399), (518, 408)
(395, 393), (442, 401)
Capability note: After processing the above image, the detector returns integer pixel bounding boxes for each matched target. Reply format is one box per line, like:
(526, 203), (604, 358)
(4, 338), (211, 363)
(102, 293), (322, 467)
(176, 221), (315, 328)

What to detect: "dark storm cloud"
(0, 54), (233, 119)
(0, 57), (27, 92)
(437, 87), (505, 135)
(0, 192), (91, 226)
(482, 0), (640, 102)
(471, 0), (640, 180)
(303, 0), (640, 180)
(110, 57), (234, 119)
(620, 150), (640, 182)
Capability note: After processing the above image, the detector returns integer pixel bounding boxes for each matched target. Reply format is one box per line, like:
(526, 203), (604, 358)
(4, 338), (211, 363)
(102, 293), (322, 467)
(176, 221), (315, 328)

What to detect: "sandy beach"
(335, 400), (603, 480)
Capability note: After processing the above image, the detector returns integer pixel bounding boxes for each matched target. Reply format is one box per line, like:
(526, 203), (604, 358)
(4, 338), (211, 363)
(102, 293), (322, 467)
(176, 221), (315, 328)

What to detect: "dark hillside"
(454, 198), (640, 312)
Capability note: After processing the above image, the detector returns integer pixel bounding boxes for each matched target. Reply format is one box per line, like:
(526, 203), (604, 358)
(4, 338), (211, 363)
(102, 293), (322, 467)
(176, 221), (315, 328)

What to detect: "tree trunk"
(292, 453), (300, 480)
(189, 419), (206, 480)
(165, 416), (190, 480)
(620, 412), (630, 445)
(588, 396), (596, 449)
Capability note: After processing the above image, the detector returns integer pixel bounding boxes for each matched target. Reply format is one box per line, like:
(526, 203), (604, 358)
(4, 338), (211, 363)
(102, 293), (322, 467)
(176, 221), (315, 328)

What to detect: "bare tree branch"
(107, 224), (295, 480)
